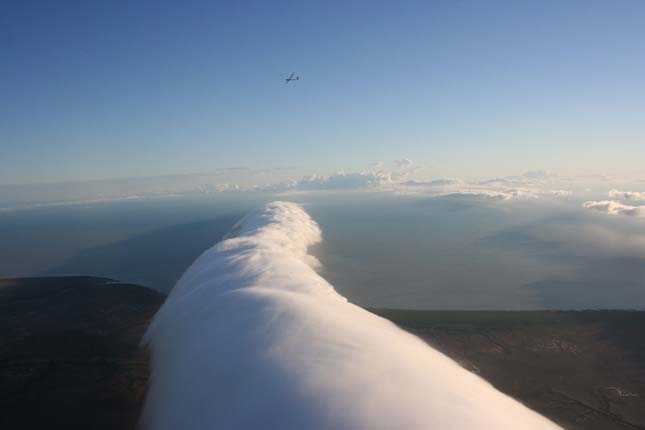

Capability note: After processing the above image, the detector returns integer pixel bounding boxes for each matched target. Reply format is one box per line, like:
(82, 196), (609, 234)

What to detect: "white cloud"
(142, 202), (559, 430)
(264, 160), (421, 193)
(439, 190), (513, 201)
(454, 172), (574, 202)
(256, 171), (388, 193)
(295, 172), (385, 190)
(403, 178), (462, 187)
(548, 189), (573, 197)
(435, 187), (570, 201)
(394, 158), (413, 169)
(583, 200), (645, 217)
(395, 178), (572, 202)
(478, 177), (525, 186)
(608, 189), (645, 201)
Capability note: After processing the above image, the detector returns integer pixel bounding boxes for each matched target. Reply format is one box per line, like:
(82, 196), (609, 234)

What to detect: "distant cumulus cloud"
(436, 188), (560, 201)
(478, 171), (563, 188)
(396, 176), (573, 202)
(439, 190), (512, 201)
(294, 172), (385, 190)
(390, 158), (419, 180)
(583, 200), (645, 217)
(271, 166), (575, 202)
(478, 177), (525, 187)
(608, 189), (645, 201)
(442, 172), (575, 203)
(394, 158), (413, 169)
(548, 189), (573, 198)
(402, 178), (462, 187)
(267, 159), (421, 193)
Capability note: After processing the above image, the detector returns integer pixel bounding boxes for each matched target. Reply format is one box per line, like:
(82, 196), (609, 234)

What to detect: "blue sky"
(2, 0), (644, 185)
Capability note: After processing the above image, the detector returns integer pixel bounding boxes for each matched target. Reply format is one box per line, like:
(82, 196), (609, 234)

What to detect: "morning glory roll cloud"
(141, 201), (560, 430)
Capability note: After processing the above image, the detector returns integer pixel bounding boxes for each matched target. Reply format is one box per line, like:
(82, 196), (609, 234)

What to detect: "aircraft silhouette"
(285, 73), (299, 84)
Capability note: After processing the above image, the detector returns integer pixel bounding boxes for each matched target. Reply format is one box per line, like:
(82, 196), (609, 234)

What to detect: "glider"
(285, 73), (299, 84)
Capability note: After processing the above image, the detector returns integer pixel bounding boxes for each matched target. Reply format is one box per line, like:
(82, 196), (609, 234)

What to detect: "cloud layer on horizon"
(266, 163), (576, 204)
(8, 160), (645, 215)
(583, 200), (645, 217)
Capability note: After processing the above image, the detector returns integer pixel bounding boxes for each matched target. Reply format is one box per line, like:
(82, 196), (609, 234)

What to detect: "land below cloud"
(2, 276), (644, 430)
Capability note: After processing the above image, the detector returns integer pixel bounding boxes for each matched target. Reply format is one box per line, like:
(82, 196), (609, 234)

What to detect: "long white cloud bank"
(583, 200), (645, 217)
(141, 202), (560, 430)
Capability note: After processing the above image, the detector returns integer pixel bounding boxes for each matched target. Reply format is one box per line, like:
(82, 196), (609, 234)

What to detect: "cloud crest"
(142, 202), (559, 430)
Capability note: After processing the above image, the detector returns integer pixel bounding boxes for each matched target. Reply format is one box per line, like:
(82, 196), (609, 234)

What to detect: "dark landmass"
(0, 277), (164, 430)
(2, 276), (645, 430)
(374, 309), (645, 430)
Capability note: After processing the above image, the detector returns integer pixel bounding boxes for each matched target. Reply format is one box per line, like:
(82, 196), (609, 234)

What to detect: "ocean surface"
(1, 192), (644, 309)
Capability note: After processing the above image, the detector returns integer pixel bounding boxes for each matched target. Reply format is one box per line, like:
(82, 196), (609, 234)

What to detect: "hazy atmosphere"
(3, 180), (645, 310)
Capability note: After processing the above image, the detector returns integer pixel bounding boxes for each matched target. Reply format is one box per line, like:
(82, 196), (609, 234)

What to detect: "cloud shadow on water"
(41, 216), (240, 293)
